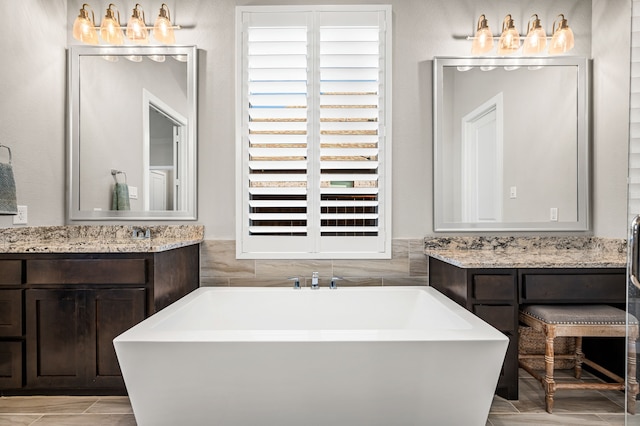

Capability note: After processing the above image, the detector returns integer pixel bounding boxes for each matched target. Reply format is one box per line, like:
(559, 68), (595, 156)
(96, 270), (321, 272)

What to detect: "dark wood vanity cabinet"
(0, 260), (24, 389)
(428, 258), (519, 400)
(0, 244), (199, 395)
(428, 256), (627, 400)
(25, 288), (146, 389)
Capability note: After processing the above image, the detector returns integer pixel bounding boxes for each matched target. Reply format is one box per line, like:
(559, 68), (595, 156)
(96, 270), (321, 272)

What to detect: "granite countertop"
(424, 236), (627, 269)
(0, 225), (204, 254)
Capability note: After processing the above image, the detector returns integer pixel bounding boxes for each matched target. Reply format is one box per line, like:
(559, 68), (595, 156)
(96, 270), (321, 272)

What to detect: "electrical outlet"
(13, 205), (27, 225)
(550, 207), (558, 222)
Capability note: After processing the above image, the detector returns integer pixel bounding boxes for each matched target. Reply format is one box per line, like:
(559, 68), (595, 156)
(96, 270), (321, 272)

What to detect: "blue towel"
(112, 183), (131, 211)
(0, 162), (17, 214)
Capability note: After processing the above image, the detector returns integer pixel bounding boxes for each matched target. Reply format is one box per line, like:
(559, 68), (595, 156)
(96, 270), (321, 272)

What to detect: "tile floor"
(488, 370), (631, 425)
(0, 370), (636, 426)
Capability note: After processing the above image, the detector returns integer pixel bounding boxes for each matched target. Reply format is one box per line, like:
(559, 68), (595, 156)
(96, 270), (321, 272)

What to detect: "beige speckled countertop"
(424, 236), (626, 269)
(0, 225), (204, 253)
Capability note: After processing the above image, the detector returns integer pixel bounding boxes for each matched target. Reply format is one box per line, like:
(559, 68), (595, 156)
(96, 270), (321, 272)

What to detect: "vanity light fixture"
(72, 4), (99, 45)
(73, 3), (182, 46)
(549, 14), (575, 55)
(153, 4), (177, 44)
(522, 14), (547, 55)
(468, 13), (574, 56)
(497, 14), (520, 55)
(100, 4), (124, 45)
(126, 4), (149, 44)
(470, 15), (494, 55)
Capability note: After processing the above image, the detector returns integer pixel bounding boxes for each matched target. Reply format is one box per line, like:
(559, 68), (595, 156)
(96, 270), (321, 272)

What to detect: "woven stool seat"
(519, 304), (638, 415)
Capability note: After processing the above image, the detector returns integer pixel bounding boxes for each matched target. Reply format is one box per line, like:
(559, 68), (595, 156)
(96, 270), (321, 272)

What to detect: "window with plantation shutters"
(236, 5), (392, 259)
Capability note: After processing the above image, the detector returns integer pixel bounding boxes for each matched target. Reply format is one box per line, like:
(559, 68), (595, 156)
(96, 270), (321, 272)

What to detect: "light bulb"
(522, 14), (547, 55)
(126, 4), (149, 44)
(100, 4), (124, 45)
(497, 15), (520, 55)
(549, 14), (575, 55)
(471, 15), (494, 55)
(153, 4), (176, 44)
(72, 4), (99, 45)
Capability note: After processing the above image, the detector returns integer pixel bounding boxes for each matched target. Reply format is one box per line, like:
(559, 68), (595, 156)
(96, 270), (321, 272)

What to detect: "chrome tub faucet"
(330, 277), (342, 290)
(289, 277), (301, 289)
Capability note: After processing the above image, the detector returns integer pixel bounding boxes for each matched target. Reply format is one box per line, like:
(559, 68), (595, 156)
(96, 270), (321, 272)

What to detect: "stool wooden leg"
(544, 327), (557, 414)
(628, 327), (639, 415)
(575, 336), (584, 379)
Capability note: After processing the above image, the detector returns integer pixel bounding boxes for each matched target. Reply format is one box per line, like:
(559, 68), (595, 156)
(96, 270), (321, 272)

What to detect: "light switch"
(129, 186), (138, 200)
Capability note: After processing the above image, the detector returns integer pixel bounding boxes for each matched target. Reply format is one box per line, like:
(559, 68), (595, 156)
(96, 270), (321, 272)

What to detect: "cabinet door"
(25, 289), (87, 388)
(26, 288), (147, 389)
(0, 289), (22, 337)
(0, 341), (22, 389)
(86, 288), (146, 388)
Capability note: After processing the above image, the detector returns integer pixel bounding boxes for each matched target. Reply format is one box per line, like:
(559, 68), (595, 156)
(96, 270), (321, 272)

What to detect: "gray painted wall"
(0, 0), (631, 239)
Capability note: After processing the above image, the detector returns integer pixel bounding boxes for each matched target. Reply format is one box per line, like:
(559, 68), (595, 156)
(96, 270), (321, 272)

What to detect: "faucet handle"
(330, 276), (343, 289)
(288, 277), (301, 289)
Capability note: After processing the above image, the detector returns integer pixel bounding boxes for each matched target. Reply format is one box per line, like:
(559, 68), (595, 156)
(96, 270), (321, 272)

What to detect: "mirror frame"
(67, 45), (198, 221)
(433, 56), (590, 232)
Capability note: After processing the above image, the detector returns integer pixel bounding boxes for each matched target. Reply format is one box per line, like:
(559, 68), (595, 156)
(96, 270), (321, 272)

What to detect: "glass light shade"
(153, 4), (176, 44)
(522, 15), (547, 55)
(126, 4), (149, 44)
(100, 5), (124, 45)
(497, 15), (520, 55)
(471, 15), (493, 55)
(549, 15), (575, 55)
(72, 5), (98, 45)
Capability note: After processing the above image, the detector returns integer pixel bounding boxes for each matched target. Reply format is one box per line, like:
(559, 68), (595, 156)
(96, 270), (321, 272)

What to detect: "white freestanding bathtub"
(114, 286), (508, 426)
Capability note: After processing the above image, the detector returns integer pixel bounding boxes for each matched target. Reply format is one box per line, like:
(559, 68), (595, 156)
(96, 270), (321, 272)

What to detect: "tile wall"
(200, 239), (428, 287)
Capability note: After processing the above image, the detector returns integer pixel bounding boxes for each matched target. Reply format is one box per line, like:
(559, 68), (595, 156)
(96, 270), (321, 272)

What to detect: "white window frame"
(235, 5), (392, 259)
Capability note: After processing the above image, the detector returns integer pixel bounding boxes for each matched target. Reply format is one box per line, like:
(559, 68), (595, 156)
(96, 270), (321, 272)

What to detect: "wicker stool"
(519, 305), (639, 414)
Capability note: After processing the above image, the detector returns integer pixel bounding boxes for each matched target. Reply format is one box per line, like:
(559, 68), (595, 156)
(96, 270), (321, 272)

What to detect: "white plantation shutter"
(237, 6), (391, 259)
(247, 23), (309, 240)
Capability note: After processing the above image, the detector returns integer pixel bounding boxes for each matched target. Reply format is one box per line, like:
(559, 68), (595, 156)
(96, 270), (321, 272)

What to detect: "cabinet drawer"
(0, 341), (22, 389)
(26, 259), (147, 284)
(473, 275), (515, 301)
(0, 289), (22, 337)
(0, 260), (22, 285)
(521, 273), (625, 302)
(473, 305), (516, 332)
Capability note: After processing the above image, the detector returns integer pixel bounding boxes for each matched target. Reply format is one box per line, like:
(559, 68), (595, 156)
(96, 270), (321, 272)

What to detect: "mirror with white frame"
(433, 56), (589, 231)
(68, 45), (197, 220)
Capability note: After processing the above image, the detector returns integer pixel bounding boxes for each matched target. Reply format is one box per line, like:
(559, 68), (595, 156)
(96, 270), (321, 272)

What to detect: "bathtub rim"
(113, 286), (508, 344)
